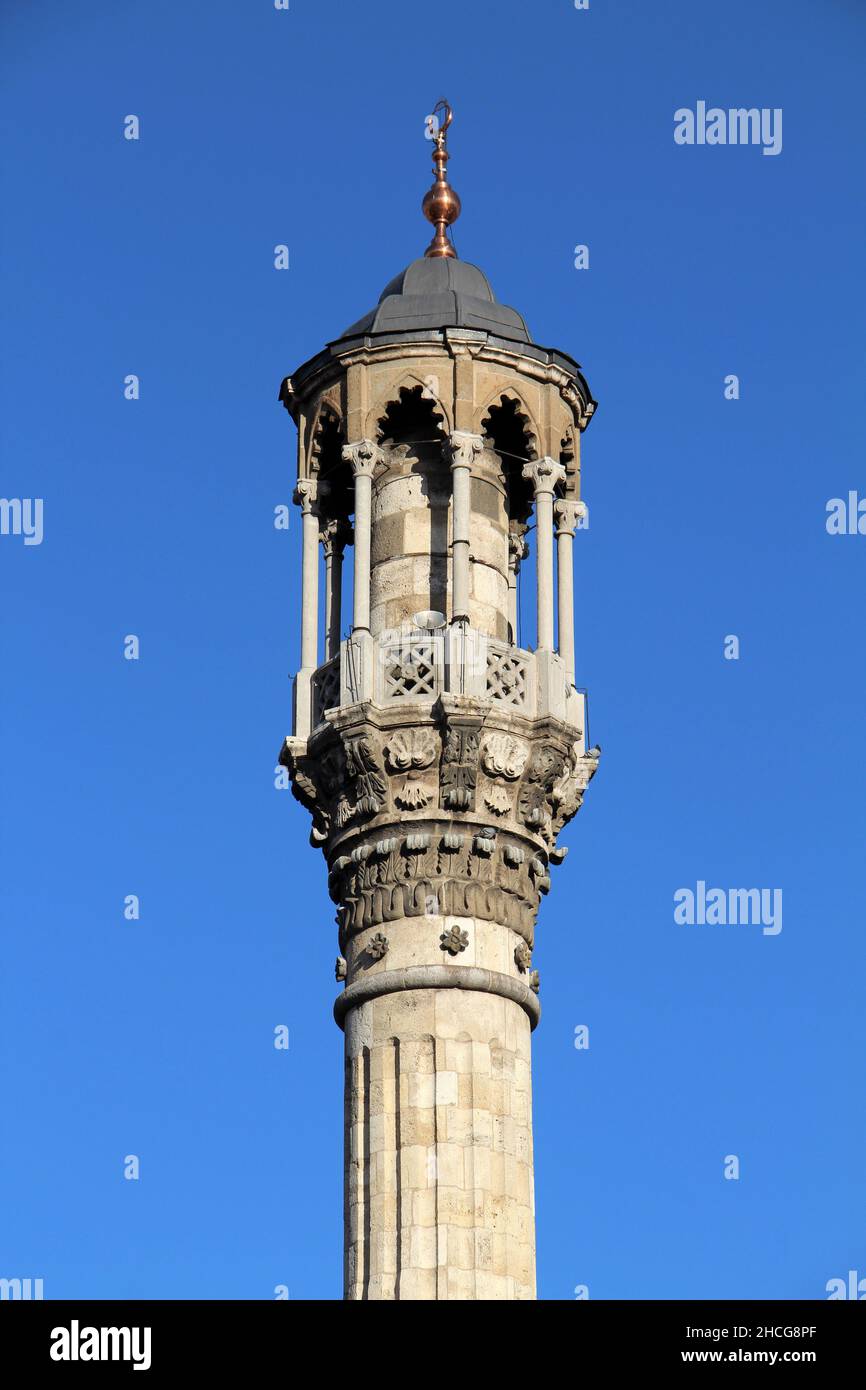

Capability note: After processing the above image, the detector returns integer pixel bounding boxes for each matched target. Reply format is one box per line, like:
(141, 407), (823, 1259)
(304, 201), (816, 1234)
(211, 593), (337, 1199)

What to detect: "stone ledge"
(333, 965), (542, 1031)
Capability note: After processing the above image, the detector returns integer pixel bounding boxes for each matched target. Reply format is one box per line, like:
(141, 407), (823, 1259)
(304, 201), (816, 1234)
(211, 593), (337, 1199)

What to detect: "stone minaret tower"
(279, 104), (598, 1300)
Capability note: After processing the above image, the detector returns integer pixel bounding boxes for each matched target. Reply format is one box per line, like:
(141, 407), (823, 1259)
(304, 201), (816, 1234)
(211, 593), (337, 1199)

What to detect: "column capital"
(319, 516), (353, 557)
(508, 523), (529, 568)
(554, 499), (587, 537)
(342, 439), (385, 479)
(445, 431), (484, 471)
(522, 456), (566, 497)
(294, 477), (323, 516)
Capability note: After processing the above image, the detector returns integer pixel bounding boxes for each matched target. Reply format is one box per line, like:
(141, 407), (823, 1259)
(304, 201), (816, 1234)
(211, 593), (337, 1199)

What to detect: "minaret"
(279, 103), (599, 1301)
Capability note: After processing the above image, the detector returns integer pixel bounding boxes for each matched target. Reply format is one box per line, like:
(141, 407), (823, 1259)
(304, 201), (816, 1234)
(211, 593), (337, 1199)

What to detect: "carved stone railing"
(485, 638), (533, 711)
(376, 630), (444, 703)
(305, 625), (582, 732)
(311, 652), (341, 726)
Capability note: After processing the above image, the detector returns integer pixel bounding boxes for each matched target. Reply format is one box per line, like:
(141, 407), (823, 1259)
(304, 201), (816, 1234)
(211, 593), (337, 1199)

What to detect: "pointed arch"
(477, 390), (540, 463)
(365, 371), (452, 442)
(479, 392), (540, 524)
(373, 382), (448, 451)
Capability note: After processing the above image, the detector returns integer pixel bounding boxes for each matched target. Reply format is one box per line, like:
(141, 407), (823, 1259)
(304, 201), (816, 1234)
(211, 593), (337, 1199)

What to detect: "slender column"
(507, 523), (529, 646)
(522, 458), (566, 652)
(445, 431), (483, 624)
(342, 440), (383, 634)
(295, 479), (321, 668)
(293, 477), (321, 738)
(321, 518), (352, 659)
(554, 500), (583, 686)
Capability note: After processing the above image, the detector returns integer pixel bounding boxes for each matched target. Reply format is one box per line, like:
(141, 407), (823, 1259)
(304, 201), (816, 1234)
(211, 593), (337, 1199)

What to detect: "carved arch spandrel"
(476, 388), (541, 462)
(305, 399), (346, 488)
(364, 370), (453, 443)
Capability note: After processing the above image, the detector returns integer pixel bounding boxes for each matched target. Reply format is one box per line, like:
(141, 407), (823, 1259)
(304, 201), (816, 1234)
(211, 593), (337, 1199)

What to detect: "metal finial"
(422, 99), (461, 259)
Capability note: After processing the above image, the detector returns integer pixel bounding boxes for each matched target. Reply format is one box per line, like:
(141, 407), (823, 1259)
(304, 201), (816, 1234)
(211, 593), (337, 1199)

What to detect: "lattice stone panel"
(312, 655), (341, 725)
(382, 637), (439, 700)
(486, 644), (528, 707)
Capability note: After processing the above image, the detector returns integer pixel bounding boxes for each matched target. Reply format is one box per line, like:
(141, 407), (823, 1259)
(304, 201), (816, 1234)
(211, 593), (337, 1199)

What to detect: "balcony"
(302, 624), (584, 735)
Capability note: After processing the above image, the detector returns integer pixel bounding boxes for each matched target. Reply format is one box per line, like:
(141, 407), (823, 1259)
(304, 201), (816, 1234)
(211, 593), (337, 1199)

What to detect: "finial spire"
(422, 99), (461, 259)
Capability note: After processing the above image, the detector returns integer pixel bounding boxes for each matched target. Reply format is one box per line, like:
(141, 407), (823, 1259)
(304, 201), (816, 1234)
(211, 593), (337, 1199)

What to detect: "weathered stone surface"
(280, 270), (598, 1301)
(280, 688), (598, 1300)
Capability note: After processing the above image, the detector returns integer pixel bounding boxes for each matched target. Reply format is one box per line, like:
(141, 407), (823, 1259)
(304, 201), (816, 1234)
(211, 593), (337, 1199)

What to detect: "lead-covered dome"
(336, 257), (532, 345)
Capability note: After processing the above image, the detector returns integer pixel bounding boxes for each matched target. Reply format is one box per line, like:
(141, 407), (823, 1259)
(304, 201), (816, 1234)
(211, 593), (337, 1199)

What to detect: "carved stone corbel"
(439, 710), (483, 812)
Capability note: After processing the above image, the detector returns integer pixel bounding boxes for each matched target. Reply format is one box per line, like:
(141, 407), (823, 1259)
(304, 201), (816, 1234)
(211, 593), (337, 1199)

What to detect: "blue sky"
(1, 0), (864, 1300)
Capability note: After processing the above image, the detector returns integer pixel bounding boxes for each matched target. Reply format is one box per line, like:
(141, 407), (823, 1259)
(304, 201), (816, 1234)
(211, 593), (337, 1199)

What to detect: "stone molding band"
(333, 964), (542, 1031)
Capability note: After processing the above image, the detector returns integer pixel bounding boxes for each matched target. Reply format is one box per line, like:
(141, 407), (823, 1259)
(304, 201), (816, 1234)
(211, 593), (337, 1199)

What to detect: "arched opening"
(481, 394), (537, 525)
(376, 384), (446, 453)
(371, 385), (448, 629)
(310, 405), (349, 517)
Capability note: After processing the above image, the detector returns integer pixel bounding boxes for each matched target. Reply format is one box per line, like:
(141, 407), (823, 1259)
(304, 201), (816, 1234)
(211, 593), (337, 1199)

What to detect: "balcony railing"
(299, 624), (583, 736)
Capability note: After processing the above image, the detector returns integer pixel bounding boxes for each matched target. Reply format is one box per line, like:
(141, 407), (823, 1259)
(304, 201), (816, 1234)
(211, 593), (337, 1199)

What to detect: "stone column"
(446, 431), (483, 625)
(522, 458), (566, 653)
(342, 440), (383, 635)
(507, 524), (528, 647)
(342, 971), (537, 1301)
(321, 518), (352, 661)
(293, 478), (320, 737)
(553, 500), (583, 687)
(313, 697), (568, 1301)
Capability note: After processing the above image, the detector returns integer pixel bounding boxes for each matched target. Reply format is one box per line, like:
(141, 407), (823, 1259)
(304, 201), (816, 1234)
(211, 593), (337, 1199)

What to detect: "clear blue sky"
(2, 0), (864, 1301)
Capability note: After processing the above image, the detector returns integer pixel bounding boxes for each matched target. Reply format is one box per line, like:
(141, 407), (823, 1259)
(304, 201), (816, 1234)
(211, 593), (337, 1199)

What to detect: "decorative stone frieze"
(280, 696), (600, 964)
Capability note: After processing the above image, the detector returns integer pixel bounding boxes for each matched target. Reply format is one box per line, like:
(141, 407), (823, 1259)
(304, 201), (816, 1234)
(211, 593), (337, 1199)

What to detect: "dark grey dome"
(337, 257), (532, 345)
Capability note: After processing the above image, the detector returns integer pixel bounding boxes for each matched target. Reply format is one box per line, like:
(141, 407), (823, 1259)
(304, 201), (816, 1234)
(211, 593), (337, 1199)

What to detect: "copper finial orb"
(422, 99), (460, 259)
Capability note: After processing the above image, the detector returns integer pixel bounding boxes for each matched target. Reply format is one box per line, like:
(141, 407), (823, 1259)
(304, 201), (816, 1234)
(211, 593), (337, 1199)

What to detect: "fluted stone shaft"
(343, 976), (536, 1300)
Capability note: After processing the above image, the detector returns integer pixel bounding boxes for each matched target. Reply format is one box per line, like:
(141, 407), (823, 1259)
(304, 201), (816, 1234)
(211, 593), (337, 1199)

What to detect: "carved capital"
(319, 516), (353, 557)
(508, 523), (529, 571)
(281, 710), (600, 953)
(293, 478), (321, 516)
(553, 499), (586, 537)
(342, 439), (385, 479)
(522, 456), (566, 498)
(445, 431), (484, 472)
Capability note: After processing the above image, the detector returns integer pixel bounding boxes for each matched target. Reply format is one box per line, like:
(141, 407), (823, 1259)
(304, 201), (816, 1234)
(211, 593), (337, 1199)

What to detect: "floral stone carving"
(439, 715), (482, 811)
(440, 925), (470, 955)
(481, 733), (528, 781)
(385, 727), (437, 809)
